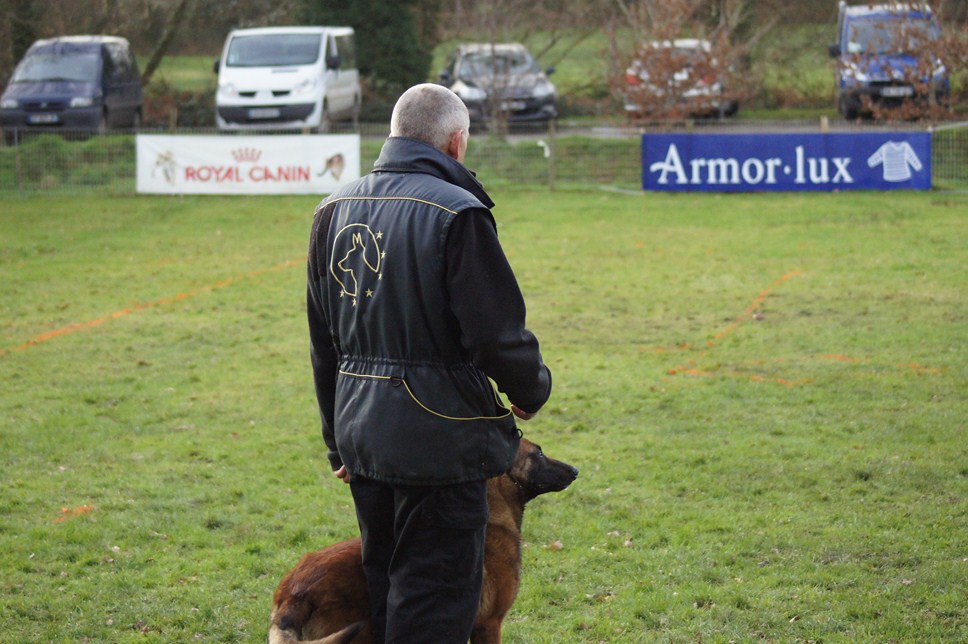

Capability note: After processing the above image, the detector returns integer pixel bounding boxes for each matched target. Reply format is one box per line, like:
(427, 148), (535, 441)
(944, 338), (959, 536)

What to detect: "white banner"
(136, 134), (361, 195)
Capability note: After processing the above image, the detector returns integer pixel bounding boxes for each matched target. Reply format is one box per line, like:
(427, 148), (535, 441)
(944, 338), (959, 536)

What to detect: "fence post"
(14, 131), (24, 193)
(547, 118), (556, 192)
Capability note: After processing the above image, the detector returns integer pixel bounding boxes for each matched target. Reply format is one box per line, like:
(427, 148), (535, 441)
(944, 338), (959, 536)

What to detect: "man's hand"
(511, 404), (537, 421)
(334, 465), (351, 484)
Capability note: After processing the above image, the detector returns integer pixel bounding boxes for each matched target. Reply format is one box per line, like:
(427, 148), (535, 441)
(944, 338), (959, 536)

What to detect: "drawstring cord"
(338, 370), (512, 421)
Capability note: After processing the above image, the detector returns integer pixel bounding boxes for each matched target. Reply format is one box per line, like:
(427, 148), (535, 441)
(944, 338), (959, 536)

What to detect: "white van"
(214, 26), (360, 131)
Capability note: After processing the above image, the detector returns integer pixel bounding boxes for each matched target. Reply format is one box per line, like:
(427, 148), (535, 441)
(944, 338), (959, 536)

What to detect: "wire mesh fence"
(1, 119), (965, 195)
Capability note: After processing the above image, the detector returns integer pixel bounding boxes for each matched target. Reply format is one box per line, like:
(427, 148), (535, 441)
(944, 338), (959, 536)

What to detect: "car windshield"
(11, 51), (100, 83)
(226, 34), (321, 67)
(846, 16), (940, 55)
(459, 50), (539, 79)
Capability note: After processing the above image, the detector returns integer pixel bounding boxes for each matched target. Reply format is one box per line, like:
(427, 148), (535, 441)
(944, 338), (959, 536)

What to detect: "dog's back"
(269, 539), (370, 643)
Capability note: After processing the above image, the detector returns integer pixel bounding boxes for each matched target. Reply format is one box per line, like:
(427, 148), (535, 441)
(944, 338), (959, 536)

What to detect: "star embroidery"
(365, 289), (374, 297)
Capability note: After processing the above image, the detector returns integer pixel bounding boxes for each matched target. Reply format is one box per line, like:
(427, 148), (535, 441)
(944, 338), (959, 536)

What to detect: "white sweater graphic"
(867, 141), (923, 182)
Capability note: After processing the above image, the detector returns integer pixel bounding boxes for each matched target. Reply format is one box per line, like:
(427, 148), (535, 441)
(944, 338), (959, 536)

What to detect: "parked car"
(214, 26), (360, 132)
(624, 39), (738, 119)
(829, 0), (949, 119)
(0, 35), (143, 143)
(438, 43), (557, 124)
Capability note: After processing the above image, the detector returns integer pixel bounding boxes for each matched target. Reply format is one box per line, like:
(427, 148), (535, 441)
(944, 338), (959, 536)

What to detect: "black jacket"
(307, 137), (551, 485)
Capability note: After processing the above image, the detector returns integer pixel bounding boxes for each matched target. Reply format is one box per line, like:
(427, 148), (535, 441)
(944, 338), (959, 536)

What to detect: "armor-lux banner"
(642, 132), (931, 192)
(136, 134), (360, 195)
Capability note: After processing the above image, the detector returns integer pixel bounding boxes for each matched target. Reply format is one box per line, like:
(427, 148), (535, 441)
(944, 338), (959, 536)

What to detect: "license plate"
(248, 107), (280, 119)
(881, 86), (913, 97)
(500, 101), (526, 112)
(27, 113), (59, 124)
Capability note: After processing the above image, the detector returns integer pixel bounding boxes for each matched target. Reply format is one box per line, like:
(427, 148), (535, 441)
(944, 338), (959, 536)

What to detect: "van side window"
(107, 44), (132, 80)
(102, 48), (117, 80)
(335, 35), (356, 69)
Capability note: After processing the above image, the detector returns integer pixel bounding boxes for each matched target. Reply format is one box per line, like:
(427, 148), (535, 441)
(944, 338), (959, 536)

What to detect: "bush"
(143, 79), (215, 128)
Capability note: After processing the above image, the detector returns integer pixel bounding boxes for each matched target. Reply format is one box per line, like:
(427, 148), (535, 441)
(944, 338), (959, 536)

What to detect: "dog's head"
(508, 438), (578, 502)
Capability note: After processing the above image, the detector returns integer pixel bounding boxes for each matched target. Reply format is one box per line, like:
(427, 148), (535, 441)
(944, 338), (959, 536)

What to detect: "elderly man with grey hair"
(306, 83), (552, 642)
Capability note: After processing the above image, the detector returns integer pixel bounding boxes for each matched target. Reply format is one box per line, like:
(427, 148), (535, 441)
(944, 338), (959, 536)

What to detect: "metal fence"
(1, 119), (965, 195)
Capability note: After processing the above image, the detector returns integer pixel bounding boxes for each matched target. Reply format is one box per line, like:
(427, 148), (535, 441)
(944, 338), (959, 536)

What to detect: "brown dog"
(269, 438), (578, 644)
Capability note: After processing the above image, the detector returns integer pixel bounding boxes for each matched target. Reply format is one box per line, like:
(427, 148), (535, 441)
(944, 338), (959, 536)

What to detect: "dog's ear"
(515, 442), (578, 501)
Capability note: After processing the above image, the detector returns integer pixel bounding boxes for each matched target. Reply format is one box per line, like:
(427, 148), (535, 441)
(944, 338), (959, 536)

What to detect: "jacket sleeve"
(445, 208), (552, 413)
(307, 209), (342, 471)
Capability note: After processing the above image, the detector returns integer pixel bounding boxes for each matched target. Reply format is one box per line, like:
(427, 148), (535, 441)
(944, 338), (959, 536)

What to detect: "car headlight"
(532, 79), (556, 99)
(0, 97), (17, 109)
(70, 96), (94, 108)
(844, 62), (869, 83)
(293, 77), (317, 96)
(218, 82), (238, 98)
(932, 61), (947, 81)
(452, 80), (486, 102)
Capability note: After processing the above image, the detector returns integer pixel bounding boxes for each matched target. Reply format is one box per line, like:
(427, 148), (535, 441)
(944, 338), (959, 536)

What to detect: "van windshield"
(846, 16), (940, 55)
(12, 51), (100, 83)
(226, 34), (322, 67)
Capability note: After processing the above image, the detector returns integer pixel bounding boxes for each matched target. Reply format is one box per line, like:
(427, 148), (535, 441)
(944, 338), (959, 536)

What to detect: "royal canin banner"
(642, 132), (931, 192)
(136, 134), (360, 195)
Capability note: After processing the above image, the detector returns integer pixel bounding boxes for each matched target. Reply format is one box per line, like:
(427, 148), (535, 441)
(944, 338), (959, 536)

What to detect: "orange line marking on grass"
(664, 269), (806, 386)
(1, 258), (303, 357)
(900, 362), (942, 375)
(713, 269), (803, 341)
(54, 504), (95, 524)
(823, 353), (858, 363)
(821, 354), (942, 374)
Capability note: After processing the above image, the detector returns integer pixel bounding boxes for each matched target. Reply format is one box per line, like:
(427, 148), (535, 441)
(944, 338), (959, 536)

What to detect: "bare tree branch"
(140, 0), (193, 85)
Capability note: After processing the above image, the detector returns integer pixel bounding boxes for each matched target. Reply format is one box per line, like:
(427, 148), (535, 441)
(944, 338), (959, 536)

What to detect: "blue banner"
(642, 132), (931, 192)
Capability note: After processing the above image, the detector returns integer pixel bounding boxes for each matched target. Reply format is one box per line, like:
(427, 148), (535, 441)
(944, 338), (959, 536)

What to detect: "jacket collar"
(373, 136), (495, 209)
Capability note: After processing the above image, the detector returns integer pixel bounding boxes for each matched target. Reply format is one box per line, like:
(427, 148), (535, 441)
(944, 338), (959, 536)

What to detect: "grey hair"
(390, 83), (470, 152)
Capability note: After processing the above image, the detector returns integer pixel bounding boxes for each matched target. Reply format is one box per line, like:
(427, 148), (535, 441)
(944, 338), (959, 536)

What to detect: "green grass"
(150, 54), (219, 93)
(1, 190), (966, 642)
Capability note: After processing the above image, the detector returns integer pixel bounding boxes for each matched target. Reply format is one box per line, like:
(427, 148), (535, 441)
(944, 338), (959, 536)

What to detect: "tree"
(0, 0), (41, 85)
(611, 0), (779, 120)
(301, 0), (438, 97)
(140, 0), (194, 85)
(437, 0), (604, 130)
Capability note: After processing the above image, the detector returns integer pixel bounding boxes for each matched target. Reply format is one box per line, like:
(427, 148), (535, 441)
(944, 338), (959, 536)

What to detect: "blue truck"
(829, 1), (949, 119)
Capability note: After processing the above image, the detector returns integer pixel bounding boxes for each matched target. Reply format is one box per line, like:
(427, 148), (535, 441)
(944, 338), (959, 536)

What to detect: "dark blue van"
(829, 2), (949, 119)
(0, 36), (143, 143)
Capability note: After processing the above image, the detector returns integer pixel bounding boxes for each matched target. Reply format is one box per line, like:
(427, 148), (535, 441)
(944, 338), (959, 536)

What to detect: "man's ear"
(446, 129), (464, 161)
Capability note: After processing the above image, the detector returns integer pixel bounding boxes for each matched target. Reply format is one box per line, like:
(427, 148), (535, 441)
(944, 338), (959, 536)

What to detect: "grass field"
(1, 189), (966, 642)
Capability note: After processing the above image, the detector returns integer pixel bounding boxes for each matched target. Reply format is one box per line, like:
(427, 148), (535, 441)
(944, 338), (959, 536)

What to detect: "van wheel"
(316, 102), (331, 134)
(838, 95), (857, 121)
(351, 96), (361, 127)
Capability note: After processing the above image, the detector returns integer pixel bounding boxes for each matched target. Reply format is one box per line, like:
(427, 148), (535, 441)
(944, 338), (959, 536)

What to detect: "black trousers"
(349, 476), (488, 644)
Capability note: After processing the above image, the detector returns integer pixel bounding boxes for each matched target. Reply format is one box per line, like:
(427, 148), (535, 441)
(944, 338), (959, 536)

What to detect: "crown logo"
(232, 147), (262, 163)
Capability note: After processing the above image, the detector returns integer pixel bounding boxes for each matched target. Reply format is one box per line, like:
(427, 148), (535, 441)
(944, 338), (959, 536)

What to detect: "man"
(306, 83), (552, 643)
